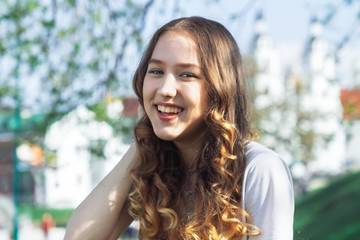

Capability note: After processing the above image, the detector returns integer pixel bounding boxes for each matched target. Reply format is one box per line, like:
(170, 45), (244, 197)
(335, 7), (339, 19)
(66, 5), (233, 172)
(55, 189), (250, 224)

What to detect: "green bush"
(20, 205), (74, 227)
(294, 171), (360, 240)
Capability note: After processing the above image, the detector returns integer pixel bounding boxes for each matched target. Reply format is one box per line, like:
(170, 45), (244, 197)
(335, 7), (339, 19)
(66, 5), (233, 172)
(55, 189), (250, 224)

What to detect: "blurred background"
(0, 0), (360, 239)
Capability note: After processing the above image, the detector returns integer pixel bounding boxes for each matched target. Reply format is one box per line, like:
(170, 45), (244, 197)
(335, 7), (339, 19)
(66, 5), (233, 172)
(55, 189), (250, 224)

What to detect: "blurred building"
(249, 10), (291, 162)
(0, 120), (14, 198)
(0, 110), (45, 204)
(44, 99), (138, 208)
(251, 11), (284, 105)
(0, 109), (37, 235)
(250, 11), (349, 181)
(0, 117), (15, 232)
(300, 17), (345, 174)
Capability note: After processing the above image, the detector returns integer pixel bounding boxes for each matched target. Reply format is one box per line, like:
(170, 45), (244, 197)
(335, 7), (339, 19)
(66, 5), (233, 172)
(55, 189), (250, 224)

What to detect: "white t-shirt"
(242, 141), (294, 240)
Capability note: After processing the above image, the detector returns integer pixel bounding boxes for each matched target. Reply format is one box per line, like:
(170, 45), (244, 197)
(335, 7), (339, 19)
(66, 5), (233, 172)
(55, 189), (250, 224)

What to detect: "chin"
(154, 132), (176, 141)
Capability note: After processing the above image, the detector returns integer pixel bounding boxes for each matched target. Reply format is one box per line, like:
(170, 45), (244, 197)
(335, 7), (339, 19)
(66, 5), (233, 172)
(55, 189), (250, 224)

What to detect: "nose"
(156, 73), (177, 98)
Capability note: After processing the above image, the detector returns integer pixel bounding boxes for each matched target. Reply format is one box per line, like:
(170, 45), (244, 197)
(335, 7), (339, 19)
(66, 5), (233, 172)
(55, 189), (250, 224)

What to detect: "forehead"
(150, 31), (200, 65)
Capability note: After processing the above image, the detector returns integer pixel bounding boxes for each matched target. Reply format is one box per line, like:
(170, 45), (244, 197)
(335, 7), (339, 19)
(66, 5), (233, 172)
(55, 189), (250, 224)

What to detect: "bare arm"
(64, 143), (139, 240)
(108, 199), (135, 240)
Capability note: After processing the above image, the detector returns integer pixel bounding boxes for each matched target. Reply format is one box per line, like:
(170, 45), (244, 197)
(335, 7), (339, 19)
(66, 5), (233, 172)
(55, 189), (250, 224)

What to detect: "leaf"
(88, 60), (100, 71)
(41, 20), (55, 29)
(91, 11), (101, 24)
(67, 0), (76, 7)
(28, 55), (41, 69)
(27, 0), (41, 12)
(0, 0), (165, 151)
(0, 40), (5, 55)
(73, 42), (80, 55)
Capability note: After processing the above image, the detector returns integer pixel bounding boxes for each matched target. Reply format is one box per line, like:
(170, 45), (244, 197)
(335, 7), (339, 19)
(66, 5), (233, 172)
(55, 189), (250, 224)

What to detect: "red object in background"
(340, 89), (360, 120)
(42, 213), (55, 237)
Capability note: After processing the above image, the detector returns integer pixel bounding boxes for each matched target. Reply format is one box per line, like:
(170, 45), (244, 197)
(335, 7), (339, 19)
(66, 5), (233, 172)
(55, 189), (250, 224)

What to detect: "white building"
(251, 12), (347, 176)
(300, 17), (346, 174)
(44, 105), (131, 208)
(249, 10), (292, 161)
(251, 10), (284, 107)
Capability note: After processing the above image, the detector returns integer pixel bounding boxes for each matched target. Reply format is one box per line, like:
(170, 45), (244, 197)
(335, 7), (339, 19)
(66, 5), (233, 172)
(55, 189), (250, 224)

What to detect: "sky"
(261, 0), (310, 44)
(139, 0), (315, 86)
(148, 0), (312, 52)
(177, 0), (360, 87)
(199, 0), (359, 49)
(143, 0), (334, 63)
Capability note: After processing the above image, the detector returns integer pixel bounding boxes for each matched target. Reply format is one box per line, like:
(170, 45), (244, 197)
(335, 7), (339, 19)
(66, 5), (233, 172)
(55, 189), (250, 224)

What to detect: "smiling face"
(143, 31), (208, 147)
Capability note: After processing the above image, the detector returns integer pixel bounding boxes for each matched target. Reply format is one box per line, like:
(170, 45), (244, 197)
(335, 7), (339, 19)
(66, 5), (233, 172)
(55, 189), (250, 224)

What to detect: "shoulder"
(245, 141), (291, 176)
(245, 141), (286, 168)
(243, 141), (292, 189)
(242, 141), (294, 240)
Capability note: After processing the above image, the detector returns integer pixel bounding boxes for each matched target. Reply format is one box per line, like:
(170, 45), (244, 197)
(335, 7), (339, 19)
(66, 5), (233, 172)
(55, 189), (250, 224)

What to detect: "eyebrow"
(148, 58), (201, 69)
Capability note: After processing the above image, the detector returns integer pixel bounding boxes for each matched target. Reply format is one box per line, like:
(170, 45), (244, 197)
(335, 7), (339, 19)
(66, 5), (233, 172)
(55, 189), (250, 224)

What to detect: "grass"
(294, 171), (360, 240)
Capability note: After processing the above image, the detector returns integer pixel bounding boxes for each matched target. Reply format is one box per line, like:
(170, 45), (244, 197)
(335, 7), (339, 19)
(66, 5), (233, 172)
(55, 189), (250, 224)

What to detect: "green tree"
(0, 0), (252, 160)
(0, 0), (158, 142)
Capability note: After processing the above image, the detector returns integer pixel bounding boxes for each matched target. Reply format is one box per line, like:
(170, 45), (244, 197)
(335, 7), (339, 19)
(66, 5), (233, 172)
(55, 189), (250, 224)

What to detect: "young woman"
(64, 17), (294, 240)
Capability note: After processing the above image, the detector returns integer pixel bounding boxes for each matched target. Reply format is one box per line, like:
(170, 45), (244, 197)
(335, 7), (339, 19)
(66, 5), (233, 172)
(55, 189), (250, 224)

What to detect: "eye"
(148, 69), (163, 75)
(180, 72), (198, 78)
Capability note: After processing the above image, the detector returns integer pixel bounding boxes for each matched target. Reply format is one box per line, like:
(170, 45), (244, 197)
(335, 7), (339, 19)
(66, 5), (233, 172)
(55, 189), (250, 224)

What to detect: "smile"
(157, 105), (183, 114)
(155, 104), (184, 122)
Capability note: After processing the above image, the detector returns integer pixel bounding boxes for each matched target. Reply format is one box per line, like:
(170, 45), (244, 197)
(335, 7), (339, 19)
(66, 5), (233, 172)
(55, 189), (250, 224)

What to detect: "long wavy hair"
(129, 16), (260, 239)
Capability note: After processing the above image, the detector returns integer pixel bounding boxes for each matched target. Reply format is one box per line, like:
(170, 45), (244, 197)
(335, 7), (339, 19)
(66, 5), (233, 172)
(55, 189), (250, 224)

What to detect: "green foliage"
(90, 101), (137, 140)
(88, 139), (107, 159)
(294, 171), (360, 240)
(0, 0), (157, 147)
(20, 204), (73, 227)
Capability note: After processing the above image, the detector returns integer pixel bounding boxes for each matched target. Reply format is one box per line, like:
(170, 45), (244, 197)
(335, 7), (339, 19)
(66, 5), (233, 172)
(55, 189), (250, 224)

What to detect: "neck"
(177, 143), (199, 168)
(174, 132), (207, 169)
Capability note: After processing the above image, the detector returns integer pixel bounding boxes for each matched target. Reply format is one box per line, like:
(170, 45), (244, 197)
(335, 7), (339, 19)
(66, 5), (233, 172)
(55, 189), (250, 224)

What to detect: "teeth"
(157, 105), (181, 113)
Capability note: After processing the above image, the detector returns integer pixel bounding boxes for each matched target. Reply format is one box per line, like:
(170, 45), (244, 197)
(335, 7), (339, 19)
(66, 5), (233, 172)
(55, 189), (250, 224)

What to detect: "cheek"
(188, 84), (208, 111)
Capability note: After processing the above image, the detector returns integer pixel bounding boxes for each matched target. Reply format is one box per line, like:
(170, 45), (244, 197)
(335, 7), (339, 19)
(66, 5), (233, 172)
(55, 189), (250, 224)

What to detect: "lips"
(155, 103), (183, 121)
